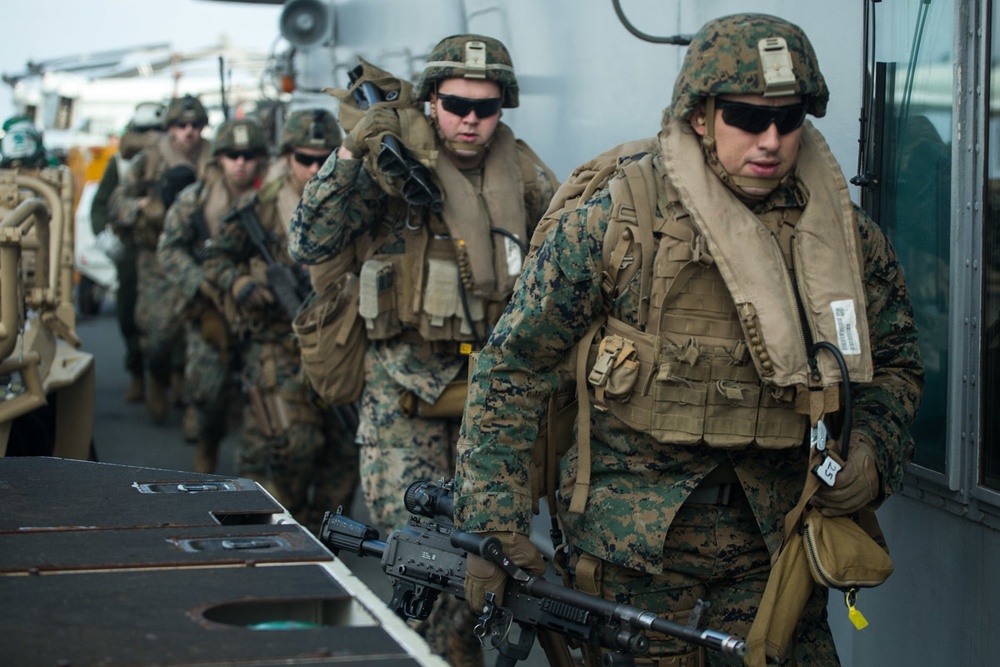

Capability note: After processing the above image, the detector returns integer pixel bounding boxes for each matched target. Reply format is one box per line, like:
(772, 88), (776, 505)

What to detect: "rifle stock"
(319, 480), (747, 665)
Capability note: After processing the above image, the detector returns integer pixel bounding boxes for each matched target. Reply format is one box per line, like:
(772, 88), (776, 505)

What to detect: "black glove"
(341, 106), (401, 158)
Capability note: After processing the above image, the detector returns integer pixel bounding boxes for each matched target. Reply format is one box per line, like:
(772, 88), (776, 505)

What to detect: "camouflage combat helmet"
(414, 34), (519, 108)
(670, 13), (829, 121)
(131, 101), (166, 131)
(211, 118), (268, 156)
(165, 94), (209, 127)
(0, 116), (47, 168)
(280, 108), (341, 154)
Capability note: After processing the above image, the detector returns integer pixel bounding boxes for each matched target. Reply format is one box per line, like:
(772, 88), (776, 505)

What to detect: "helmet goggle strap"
(702, 96), (782, 199)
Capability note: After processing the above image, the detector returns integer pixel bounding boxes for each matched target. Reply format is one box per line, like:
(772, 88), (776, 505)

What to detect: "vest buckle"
(588, 342), (620, 387)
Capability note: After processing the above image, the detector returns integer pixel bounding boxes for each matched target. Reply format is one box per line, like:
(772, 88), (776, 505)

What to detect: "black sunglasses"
(172, 121), (205, 130)
(292, 151), (332, 167)
(223, 150), (261, 161)
(436, 93), (502, 119)
(716, 100), (807, 135)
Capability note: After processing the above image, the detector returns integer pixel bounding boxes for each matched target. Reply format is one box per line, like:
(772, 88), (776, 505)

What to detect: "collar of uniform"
(750, 176), (804, 215)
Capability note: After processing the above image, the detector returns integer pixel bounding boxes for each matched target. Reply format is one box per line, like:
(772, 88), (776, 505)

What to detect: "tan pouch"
(358, 256), (402, 339)
(588, 334), (640, 403)
(399, 381), (469, 419)
(423, 258), (461, 329)
(802, 509), (893, 589)
(293, 272), (367, 405)
(745, 510), (893, 666)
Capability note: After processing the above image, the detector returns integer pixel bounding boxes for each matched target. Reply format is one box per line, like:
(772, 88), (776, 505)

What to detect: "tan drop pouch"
(802, 509), (893, 590)
(293, 272), (368, 405)
(399, 381), (469, 419)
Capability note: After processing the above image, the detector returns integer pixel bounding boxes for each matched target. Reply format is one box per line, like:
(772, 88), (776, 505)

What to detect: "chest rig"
(358, 124), (535, 348)
(556, 123), (872, 513)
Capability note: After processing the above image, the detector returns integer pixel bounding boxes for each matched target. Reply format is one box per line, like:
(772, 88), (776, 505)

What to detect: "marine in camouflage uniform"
(454, 14), (924, 667)
(157, 118), (270, 473)
(94, 102), (165, 404)
(112, 95), (212, 423)
(202, 109), (360, 532)
(289, 35), (557, 666)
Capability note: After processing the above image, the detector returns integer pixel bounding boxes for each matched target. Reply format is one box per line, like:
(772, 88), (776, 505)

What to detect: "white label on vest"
(830, 300), (862, 356)
(504, 235), (523, 276)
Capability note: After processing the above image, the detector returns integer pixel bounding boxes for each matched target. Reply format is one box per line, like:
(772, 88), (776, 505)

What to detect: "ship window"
(983, 2), (1000, 492)
(871, 0), (953, 476)
(54, 96), (74, 130)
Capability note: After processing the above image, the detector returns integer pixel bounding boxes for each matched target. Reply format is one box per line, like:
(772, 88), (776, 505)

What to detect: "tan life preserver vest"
(275, 176), (301, 241)
(359, 122), (534, 344)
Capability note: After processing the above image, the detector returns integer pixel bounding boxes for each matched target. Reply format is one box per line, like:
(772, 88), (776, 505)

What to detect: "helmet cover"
(414, 34), (519, 108)
(670, 13), (829, 121)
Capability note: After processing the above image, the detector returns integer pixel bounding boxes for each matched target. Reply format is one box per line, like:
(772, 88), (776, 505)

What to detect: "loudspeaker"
(280, 0), (331, 47)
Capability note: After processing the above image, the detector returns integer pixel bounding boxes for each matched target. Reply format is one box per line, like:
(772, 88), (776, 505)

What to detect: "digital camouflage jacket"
(287, 131), (556, 402)
(455, 127), (925, 574)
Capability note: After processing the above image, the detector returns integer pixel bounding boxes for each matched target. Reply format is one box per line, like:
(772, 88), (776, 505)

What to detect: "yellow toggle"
(845, 589), (869, 630)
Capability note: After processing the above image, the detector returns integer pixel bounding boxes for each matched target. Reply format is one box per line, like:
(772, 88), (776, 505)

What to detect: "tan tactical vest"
(582, 120), (872, 450)
(134, 135), (210, 249)
(358, 124), (536, 346)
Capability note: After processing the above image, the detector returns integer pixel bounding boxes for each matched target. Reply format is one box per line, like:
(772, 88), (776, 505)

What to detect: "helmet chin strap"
(703, 97), (781, 200)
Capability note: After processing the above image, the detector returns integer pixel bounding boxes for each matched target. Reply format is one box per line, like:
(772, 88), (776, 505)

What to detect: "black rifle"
(224, 203), (309, 320)
(347, 65), (443, 212)
(320, 480), (747, 667)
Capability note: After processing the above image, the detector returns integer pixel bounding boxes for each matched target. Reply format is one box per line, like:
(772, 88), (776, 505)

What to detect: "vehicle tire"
(77, 276), (105, 317)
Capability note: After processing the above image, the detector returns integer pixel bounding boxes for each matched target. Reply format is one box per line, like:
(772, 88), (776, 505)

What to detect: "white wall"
(829, 496), (1000, 666)
(325, 0), (864, 186)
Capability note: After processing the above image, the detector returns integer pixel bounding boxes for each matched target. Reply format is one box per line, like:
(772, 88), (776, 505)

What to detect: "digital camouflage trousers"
(569, 490), (839, 667)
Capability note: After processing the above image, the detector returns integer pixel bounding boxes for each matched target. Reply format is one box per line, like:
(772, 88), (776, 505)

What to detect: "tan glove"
(198, 280), (223, 311)
(199, 306), (229, 354)
(341, 105), (401, 158)
(812, 436), (881, 516)
(232, 275), (273, 310)
(465, 531), (546, 614)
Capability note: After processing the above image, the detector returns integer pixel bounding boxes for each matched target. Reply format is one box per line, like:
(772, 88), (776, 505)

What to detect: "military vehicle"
(0, 164), (95, 459)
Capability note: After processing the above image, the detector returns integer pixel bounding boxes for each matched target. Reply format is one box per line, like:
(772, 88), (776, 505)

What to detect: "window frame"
(889, 0), (1000, 529)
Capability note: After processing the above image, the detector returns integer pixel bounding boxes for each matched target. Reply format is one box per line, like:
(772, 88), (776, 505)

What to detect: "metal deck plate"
(0, 564), (423, 666)
(0, 523), (332, 573)
(0, 456), (283, 531)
